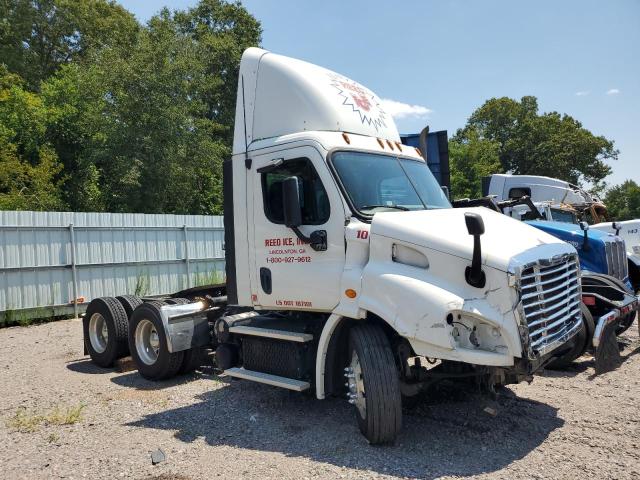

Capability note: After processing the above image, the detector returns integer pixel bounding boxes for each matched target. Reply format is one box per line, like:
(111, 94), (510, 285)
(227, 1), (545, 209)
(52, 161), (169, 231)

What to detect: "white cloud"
(575, 90), (590, 96)
(381, 98), (432, 119)
(606, 88), (620, 95)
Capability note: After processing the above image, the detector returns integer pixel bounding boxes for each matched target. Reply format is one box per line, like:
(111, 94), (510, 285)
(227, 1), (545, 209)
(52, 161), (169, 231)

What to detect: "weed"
(7, 408), (44, 433)
(134, 272), (150, 296)
(193, 269), (225, 287)
(6, 403), (86, 432)
(47, 432), (60, 444)
(46, 403), (86, 426)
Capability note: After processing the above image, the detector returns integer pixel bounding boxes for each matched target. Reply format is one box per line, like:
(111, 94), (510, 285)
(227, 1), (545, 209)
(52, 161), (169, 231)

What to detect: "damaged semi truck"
(83, 48), (583, 444)
(430, 169), (639, 370)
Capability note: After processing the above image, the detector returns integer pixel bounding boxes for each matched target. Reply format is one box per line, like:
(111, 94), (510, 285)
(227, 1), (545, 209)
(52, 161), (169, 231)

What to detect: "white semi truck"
(83, 48), (583, 444)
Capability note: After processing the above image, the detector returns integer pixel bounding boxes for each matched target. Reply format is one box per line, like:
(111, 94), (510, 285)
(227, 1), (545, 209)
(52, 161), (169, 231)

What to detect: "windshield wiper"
(360, 204), (409, 211)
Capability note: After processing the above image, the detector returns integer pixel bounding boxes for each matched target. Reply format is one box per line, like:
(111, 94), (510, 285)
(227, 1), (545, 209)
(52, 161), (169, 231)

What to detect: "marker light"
(345, 289), (357, 299)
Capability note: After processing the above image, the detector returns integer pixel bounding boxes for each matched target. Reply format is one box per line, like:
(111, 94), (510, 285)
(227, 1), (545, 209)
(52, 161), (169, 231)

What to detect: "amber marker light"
(386, 139), (395, 150)
(342, 132), (351, 144)
(345, 289), (357, 298)
(377, 138), (385, 149)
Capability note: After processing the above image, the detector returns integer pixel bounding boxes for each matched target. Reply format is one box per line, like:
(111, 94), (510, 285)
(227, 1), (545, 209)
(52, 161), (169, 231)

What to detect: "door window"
(262, 158), (330, 225)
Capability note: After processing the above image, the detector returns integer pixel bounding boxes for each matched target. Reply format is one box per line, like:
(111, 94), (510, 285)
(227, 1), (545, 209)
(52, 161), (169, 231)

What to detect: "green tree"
(604, 180), (640, 221)
(0, 0), (138, 90)
(0, 67), (65, 210)
(454, 96), (616, 186)
(40, 0), (261, 214)
(449, 131), (501, 199)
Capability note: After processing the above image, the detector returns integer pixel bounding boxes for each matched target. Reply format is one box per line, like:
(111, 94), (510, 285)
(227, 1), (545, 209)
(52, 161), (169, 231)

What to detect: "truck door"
(249, 146), (346, 311)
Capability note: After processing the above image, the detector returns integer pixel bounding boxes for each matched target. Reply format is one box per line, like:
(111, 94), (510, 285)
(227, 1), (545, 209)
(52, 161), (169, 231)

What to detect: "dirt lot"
(0, 319), (639, 480)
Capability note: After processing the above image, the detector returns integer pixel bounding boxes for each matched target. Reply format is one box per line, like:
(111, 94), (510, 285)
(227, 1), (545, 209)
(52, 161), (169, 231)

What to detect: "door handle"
(260, 267), (272, 294)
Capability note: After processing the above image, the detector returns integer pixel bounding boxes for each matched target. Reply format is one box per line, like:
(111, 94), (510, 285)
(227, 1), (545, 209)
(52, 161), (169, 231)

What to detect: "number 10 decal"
(356, 230), (369, 240)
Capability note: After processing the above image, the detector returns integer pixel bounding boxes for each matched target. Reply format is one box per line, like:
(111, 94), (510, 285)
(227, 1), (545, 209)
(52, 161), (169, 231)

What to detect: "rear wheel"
(179, 348), (207, 374)
(128, 301), (184, 380)
(115, 295), (143, 319)
(346, 324), (402, 444)
(83, 297), (129, 367)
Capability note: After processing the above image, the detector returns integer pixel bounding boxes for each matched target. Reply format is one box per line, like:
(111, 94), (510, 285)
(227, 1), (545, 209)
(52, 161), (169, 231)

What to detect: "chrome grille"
(605, 238), (628, 281)
(519, 255), (582, 356)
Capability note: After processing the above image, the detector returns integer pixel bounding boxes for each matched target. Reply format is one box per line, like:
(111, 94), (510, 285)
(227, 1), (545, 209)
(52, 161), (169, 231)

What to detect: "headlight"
(450, 313), (508, 353)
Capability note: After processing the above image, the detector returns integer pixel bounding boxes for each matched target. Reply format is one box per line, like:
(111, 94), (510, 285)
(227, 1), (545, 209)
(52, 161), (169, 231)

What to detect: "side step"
(228, 325), (313, 342)
(224, 367), (310, 391)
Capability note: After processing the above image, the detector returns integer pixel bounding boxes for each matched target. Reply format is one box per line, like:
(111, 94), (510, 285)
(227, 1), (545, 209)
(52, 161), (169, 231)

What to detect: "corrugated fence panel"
(0, 211), (225, 320)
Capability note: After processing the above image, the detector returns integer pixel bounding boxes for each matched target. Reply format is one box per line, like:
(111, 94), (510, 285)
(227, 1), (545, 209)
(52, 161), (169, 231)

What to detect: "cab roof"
(233, 48), (400, 155)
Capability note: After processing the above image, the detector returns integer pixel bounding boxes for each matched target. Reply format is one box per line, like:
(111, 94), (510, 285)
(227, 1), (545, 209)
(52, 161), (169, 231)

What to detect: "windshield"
(550, 208), (578, 224)
(332, 151), (451, 214)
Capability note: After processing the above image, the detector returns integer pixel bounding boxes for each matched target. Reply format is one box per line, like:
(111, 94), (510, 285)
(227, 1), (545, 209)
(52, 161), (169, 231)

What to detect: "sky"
(118, 0), (639, 186)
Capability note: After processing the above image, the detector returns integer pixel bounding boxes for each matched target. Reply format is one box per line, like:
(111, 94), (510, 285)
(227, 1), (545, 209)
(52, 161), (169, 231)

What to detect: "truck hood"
(526, 220), (611, 243)
(371, 207), (570, 273)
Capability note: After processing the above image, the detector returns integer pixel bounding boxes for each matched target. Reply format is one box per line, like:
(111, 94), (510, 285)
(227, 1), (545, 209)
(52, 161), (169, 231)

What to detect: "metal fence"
(0, 211), (225, 324)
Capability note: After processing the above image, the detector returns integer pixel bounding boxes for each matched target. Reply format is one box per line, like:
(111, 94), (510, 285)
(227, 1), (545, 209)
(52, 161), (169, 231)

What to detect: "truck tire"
(547, 303), (593, 369)
(179, 348), (207, 374)
(128, 301), (185, 380)
(583, 274), (636, 334)
(347, 324), (402, 445)
(83, 297), (129, 368)
(115, 295), (143, 319)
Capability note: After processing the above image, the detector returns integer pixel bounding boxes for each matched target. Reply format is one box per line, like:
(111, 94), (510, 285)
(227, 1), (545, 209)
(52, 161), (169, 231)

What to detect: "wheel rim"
(135, 319), (160, 366)
(88, 313), (109, 354)
(345, 350), (366, 417)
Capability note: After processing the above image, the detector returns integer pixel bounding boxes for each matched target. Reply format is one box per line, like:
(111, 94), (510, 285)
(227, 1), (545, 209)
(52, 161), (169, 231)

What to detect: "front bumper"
(592, 293), (639, 348)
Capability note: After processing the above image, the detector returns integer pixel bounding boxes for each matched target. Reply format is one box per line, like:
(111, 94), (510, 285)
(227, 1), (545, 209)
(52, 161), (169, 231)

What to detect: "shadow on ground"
(123, 376), (563, 479)
(66, 359), (114, 375)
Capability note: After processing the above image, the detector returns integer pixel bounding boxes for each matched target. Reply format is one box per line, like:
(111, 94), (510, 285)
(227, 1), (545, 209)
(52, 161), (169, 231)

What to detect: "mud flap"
(594, 319), (621, 375)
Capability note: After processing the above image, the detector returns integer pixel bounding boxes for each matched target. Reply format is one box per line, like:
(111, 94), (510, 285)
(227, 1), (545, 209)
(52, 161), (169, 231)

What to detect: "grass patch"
(193, 270), (225, 287)
(6, 403), (86, 432)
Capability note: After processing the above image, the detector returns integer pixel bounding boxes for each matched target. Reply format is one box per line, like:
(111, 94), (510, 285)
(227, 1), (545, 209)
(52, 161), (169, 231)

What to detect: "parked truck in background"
(484, 173), (640, 291)
(83, 48), (584, 444)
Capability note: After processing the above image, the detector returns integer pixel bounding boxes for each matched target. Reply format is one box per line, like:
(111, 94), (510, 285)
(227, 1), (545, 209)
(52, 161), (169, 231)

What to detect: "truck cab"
(83, 48), (584, 444)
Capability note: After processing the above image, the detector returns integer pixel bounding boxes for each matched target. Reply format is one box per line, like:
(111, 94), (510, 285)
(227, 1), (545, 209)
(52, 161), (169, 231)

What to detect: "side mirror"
(579, 221), (590, 252)
(465, 212), (485, 236)
(612, 222), (621, 236)
(282, 176), (302, 228)
(464, 212), (486, 288)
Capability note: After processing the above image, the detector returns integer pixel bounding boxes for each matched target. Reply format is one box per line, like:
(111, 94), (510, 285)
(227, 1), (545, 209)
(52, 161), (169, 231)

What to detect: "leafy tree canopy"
(0, 0), (139, 90)
(1, 0), (261, 214)
(451, 96), (617, 192)
(0, 66), (65, 210)
(604, 180), (640, 221)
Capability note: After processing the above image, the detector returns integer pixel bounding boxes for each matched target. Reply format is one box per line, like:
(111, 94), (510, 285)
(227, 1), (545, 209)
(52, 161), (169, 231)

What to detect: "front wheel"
(346, 324), (402, 445)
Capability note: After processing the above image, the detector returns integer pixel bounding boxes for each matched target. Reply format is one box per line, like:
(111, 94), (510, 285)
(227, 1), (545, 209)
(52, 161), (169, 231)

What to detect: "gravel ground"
(0, 318), (639, 480)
